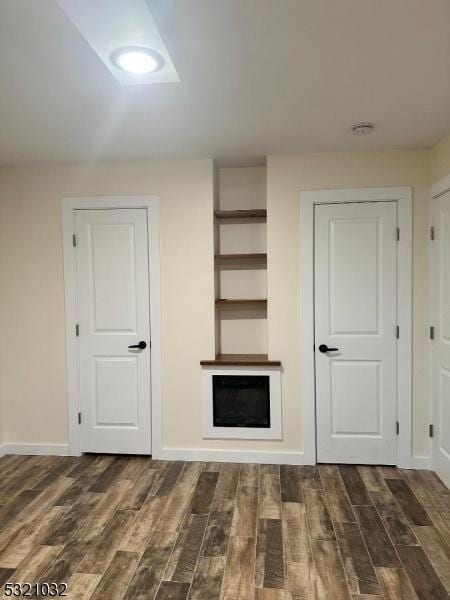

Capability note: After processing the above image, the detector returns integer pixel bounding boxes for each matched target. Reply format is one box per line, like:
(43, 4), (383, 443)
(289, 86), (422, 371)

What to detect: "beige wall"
(431, 133), (450, 183)
(0, 160), (216, 449)
(0, 382), (3, 445)
(267, 149), (431, 457)
(0, 146), (447, 459)
(0, 276), (3, 445)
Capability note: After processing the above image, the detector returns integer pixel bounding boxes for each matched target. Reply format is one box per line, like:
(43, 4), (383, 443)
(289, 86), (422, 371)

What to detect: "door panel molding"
(300, 187), (414, 468)
(431, 178), (450, 487)
(315, 201), (397, 464)
(62, 195), (162, 457)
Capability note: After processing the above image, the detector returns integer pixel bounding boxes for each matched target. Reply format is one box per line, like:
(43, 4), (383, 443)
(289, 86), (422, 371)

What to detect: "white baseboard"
(1, 443), (70, 456)
(154, 446), (310, 465)
(435, 467), (450, 489)
(154, 446), (431, 468)
(0, 442), (432, 471)
(408, 455), (432, 469)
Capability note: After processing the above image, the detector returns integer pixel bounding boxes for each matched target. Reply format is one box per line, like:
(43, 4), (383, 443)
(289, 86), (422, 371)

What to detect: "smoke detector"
(352, 123), (374, 136)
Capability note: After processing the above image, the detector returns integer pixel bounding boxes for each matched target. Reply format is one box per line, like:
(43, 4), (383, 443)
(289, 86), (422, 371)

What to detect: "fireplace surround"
(202, 367), (282, 440)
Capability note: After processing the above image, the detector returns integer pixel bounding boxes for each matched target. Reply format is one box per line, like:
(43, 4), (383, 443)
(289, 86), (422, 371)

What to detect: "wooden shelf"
(215, 298), (267, 307)
(200, 354), (281, 367)
(215, 253), (267, 261)
(214, 209), (267, 220)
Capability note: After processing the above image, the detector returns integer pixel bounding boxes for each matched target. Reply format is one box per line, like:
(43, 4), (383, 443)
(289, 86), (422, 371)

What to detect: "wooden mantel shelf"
(215, 253), (267, 261)
(200, 354), (281, 367)
(214, 209), (267, 220)
(215, 298), (267, 306)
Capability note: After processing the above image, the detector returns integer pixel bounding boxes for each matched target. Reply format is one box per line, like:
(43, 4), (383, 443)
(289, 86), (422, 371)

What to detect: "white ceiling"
(0, 0), (449, 166)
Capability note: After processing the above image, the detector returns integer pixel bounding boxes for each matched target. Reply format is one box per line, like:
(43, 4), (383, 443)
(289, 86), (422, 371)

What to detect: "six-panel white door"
(314, 201), (398, 464)
(432, 191), (450, 487)
(75, 208), (151, 454)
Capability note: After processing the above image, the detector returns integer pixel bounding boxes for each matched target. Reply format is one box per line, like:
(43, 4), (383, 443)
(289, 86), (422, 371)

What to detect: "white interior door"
(314, 201), (398, 464)
(432, 191), (450, 487)
(75, 208), (151, 454)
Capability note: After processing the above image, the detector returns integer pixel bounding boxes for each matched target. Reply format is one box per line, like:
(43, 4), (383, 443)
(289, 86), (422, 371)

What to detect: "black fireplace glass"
(212, 375), (270, 428)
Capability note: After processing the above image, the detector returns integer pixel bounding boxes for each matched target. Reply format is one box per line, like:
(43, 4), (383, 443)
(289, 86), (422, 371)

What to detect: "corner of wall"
(430, 133), (450, 184)
(0, 398), (4, 454)
(0, 171), (5, 454)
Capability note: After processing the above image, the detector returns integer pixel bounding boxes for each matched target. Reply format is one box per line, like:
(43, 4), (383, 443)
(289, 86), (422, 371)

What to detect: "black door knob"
(318, 344), (339, 353)
(128, 341), (147, 350)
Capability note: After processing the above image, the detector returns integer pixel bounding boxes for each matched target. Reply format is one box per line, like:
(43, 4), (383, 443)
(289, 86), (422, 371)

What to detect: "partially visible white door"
(432, 191), (450, 487)
(315, 201), (398, 464)
(75, 209), (151, 454)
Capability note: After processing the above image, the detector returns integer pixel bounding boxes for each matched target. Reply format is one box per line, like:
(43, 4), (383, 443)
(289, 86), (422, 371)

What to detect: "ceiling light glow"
(111, 47), (163, 75)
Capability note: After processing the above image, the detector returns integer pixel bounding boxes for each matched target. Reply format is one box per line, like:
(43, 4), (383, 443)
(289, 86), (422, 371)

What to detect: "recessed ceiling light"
(111, 46), (164, 75)
(352, 122), (374, 136)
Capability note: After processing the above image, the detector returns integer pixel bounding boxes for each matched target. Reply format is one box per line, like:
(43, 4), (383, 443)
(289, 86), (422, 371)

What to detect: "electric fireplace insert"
(212, 374), (270, 428)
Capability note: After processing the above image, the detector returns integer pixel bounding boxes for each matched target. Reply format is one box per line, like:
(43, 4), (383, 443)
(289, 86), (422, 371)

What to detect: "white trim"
(1, 443), (70, 456)
(410, 455), (432, 469)
(0, 441), (427, 468)
(0, 440), (304, 466)
(201, 366), (282, 440)
(430, 175), (450, 487)
(396, 193), (413, 468)
(431, 173), (450, 199)
(61, 195), (162, 458)
(427, 186), (436, 473)
(300, 187), (414, 468)
(157, 447), (305, 465)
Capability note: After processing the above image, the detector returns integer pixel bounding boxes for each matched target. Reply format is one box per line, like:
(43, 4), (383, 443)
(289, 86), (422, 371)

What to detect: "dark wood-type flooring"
(0, 455), (449, 599)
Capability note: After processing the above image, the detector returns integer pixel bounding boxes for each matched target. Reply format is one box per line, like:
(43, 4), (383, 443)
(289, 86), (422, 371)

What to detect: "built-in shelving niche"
(202, 165), (280, 367)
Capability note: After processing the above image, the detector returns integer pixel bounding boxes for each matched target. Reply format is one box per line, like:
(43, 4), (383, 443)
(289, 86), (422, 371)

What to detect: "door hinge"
(75, 324), (79, 337)
(396, 227), (400, 242)
(396, 325), (400, 339)
(430, 226), (435, 241)
(429, 424), (434, 438)
(72, 234), (77, 247)
(396, 421), (399, 435)
(78, 412), (82, 425)
(430, 326), (435, 340)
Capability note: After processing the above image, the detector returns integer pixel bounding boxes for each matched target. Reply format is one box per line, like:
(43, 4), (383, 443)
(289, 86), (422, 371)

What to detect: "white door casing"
(62, 195), (162, 459)
(314, 201), (398, 464)
(431, 186), (450, 487)
(300, 188), (412, 468)
(75, 208), (152, 454)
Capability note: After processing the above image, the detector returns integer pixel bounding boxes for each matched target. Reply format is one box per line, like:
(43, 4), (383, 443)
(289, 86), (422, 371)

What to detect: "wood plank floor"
(0, 456), (448, 599)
